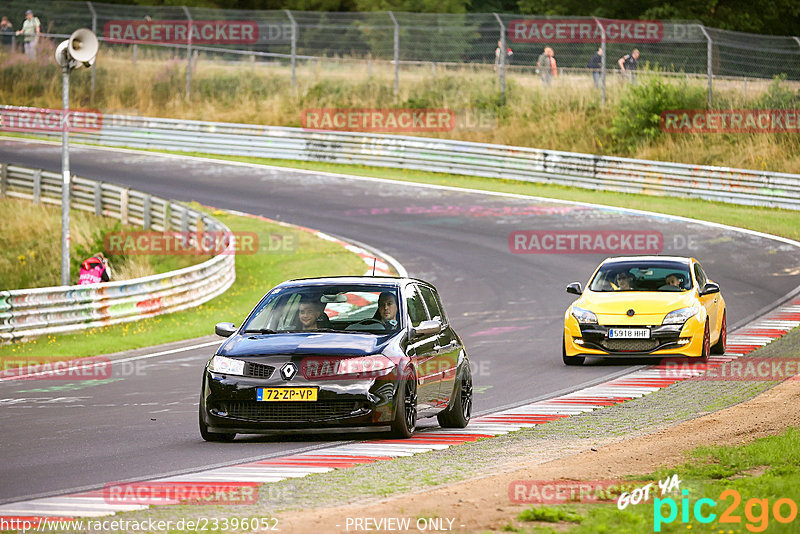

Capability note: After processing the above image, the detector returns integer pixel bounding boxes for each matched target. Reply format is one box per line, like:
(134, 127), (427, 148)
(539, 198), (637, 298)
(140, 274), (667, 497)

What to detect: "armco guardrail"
(4, 110), (798, 210)
(0, 163), (236, 342)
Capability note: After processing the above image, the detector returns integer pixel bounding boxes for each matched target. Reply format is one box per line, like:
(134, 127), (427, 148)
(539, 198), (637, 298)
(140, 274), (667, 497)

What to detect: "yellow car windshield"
(589, 261), (692, 292)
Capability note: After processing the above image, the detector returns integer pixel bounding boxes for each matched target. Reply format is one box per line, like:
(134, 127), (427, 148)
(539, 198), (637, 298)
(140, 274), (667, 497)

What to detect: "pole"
(493, 13), (505, 95)
(793, 37), (800, 49)
(182, 6), (192, 101)
(698, 25), (713, 107)
(388, 11), (399, 95)
(593, 17), (606, 106)
(61, 63), (71, 286)
(285, 10), (297, 88)
(87, 1), (96, 103)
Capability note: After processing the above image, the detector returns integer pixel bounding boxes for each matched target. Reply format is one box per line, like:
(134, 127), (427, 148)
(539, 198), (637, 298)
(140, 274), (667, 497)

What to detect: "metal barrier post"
(182, 6), (193, 101)
(143, 195), (151, 230)
(388, 11), (399, 95)
(120, 189), (129, 225)
(794, 37), (800, 49)
(493, 13), (505, 95)
(33, 169), (41, 204)
(285, 10), (297, 88)
(87, 1), (97, 103)
(698, 25), (713, 107)
(0, 164), (7, 198)
(93, 182), (102, 216)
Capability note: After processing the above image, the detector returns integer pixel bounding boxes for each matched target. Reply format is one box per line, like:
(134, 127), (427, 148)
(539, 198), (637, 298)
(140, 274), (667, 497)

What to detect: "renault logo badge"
(280, 362), (297, 380)
(627, 309), (635, 317)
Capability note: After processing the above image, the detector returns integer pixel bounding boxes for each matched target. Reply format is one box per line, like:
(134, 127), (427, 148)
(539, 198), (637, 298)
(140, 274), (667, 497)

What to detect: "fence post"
(794, 37), (800, 49)
(594, 17), (606, 106)
(388, 11), (399, 96)
(143, 195), (151, 230)
(493, 13), (505, 96)
(94, 182), (102, 216)
(182, 6), (193, 101)
(0, 163), (7, 198)
(698, 25), (713, 107)
(285, 10), (297, 88)
(87, 1), (97, 103)
(33, 169), (41, 204)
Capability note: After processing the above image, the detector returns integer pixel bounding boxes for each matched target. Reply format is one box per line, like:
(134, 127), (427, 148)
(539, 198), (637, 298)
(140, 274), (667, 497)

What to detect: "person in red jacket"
(78, 252), (111, 285)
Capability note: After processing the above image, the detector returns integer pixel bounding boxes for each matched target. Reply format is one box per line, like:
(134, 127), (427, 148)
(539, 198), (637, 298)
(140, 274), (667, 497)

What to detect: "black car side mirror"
(215, 322), (237, 337)
(699, 282), (720, 296)
(566, 282), (582, 296)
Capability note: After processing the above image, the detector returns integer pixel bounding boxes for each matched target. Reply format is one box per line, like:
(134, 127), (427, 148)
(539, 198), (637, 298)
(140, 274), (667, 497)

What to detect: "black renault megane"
(200, 276), (472, 441)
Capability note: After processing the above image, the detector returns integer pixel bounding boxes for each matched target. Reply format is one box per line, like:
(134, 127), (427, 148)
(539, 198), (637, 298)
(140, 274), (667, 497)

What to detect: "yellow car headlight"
(662, 305), (700, 325)
(571, 306), (598, 324)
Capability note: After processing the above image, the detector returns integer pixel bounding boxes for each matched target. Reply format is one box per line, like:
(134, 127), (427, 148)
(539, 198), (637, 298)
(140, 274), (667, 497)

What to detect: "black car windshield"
(588, 261), (693, 292)
(241, 284), (401, 334)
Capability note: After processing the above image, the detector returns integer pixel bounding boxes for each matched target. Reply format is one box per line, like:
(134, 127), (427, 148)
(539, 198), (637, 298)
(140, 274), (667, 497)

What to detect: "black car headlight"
(208, 355), (246, 376)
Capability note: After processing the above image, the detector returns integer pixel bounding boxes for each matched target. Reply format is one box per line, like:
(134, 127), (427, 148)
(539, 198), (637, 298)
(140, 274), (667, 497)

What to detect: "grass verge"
(0, 204), (367, 358)
(517, 427), (800, 533)
(0, 197), (206, 289)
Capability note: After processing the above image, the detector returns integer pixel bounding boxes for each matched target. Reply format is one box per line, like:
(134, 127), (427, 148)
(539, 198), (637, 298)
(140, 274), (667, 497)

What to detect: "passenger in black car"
(297, 295), (329, 331)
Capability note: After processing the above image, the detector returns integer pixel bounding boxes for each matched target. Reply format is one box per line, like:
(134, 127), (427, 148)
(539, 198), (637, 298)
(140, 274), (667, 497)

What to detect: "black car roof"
(278, 276), (434, 288)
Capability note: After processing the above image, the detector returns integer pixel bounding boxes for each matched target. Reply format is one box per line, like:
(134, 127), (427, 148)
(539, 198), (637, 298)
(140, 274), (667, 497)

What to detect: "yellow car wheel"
(699, 320), (711, 363)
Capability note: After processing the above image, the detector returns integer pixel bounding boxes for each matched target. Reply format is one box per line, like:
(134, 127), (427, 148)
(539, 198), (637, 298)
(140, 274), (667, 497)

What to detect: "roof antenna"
(372, 257), (377, 276)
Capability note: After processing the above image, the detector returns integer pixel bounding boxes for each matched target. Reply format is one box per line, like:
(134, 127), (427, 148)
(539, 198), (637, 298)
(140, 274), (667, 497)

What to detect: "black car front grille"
(600, 339), (659, 352)
(220, 400), (362, 422)
(244, 362), (275, 379)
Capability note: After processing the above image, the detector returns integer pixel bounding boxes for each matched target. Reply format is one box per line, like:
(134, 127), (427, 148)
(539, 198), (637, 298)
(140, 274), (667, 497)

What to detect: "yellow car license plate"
(257, 387), (318, 402)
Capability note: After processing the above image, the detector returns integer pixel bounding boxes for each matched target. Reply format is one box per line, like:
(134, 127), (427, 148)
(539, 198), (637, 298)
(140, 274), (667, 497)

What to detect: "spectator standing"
(15, 9), (40, 59)
(1, 17), (14, 50)
(494, 40), (513, 71)
(618, 49), (640, 82)
(588, 47), (602, 88)
(537, 46), (557, 86)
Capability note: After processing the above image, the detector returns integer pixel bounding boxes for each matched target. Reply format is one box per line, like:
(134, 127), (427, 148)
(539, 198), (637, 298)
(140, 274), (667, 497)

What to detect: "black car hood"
(219, 332), (394, 357)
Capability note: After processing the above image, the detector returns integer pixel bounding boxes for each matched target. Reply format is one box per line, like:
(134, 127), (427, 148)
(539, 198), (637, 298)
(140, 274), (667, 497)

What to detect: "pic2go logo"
(654, 489), (798, 532)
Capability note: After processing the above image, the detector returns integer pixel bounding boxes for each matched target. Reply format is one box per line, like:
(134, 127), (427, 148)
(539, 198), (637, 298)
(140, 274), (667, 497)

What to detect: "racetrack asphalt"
(2, 139), (799, 504)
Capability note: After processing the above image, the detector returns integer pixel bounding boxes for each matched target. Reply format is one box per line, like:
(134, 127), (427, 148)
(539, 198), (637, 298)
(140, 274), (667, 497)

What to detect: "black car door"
(418, 284), (459, 406)
(405, 283), (439, 411)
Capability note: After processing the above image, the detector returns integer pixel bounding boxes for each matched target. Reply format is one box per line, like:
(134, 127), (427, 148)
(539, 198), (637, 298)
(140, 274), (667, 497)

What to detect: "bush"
(611, 77), (706, 150)
(756, 75), (800, 109)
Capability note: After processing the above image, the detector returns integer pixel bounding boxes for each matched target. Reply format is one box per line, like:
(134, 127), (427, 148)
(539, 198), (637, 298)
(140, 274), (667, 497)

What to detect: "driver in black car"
(376, 292), (399, 330)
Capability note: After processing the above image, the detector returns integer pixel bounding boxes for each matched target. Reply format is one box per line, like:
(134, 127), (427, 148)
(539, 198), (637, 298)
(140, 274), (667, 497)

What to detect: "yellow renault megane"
(563, 256), (726, 365)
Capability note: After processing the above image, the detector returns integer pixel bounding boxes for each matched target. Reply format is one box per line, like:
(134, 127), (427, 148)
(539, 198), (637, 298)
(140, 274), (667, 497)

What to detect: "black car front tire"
(390, 368), (417, 438)
(437, 364), (472, 429)
(199, 404), (236, 442)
